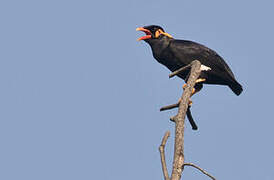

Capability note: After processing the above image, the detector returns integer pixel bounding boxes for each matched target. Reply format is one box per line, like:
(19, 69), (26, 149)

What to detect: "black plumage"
(137, 25), (243, 96)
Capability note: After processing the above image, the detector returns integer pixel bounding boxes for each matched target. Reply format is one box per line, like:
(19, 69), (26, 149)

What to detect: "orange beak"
(136, 27), (152, 41)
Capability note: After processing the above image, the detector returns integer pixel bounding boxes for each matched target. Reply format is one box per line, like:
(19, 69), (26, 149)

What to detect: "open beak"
(136, 27), (152, 41)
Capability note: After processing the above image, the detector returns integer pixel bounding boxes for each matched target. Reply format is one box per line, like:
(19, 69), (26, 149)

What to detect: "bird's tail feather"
(229, 80), (243, 96)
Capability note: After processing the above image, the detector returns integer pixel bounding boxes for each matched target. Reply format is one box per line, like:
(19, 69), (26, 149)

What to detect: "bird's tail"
(229, 80), (243, 96)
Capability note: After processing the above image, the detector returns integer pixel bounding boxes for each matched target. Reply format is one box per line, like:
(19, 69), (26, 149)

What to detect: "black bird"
(136, 25), (243, 130)
(136, 25), (243, 96)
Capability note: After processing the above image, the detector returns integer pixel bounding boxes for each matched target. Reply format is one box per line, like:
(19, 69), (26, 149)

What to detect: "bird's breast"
(153, 48), (173, 63)
(153, 48), (186, 73)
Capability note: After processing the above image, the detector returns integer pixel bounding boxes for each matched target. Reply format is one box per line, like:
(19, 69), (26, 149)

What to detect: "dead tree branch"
(159, 131), (171, 180)
(184, 163), (216, 180)
(169, 63), (192, 78)
(160, 102), (180, 111)
(170, 60), (202, 180)
(158, 60), (215, 180)
(186, 107), (198, 130)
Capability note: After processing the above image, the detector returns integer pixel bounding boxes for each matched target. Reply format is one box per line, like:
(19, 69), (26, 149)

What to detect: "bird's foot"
(182, 84), (196, 97)
(189, 99), (193, 106)
(195, 78), (206, 83)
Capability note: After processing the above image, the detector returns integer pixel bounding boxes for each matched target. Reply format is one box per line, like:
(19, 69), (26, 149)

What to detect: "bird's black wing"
(169, 40), (236, 79)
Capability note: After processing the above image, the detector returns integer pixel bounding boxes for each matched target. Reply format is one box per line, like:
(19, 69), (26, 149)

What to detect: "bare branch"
(159, 131), (171, 180)
(169, 63), (192, 78)
(171, 60), (202, 180)
(158, 61), (214, 180)
(161, 104), (198, 130)
(186, 107), (198, 130)
(170, 115), (177, 122)
(160, 102), (180, 111)
(184, 163), (216, 180)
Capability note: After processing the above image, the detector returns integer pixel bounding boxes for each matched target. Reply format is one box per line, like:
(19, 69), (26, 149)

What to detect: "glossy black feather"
(145, 33), (243, 95)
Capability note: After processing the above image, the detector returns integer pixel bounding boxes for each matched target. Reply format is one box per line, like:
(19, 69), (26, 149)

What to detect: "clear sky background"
(0, 0), (273, 180)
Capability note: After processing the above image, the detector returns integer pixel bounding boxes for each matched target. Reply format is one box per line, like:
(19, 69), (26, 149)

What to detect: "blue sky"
(0, 0), (273, 180)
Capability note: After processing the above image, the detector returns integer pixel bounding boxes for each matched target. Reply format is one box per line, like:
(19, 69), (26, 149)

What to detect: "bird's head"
(136, 25), (173, 42)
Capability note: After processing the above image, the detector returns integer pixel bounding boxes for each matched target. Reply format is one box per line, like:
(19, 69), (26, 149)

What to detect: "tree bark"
(170, 60), (202, 180)
(159, 60), (216, 180)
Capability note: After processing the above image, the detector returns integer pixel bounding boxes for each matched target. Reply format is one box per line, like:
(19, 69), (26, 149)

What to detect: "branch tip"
(160, 103), (180, 111)
(184, 163), (216, 180)
(159, 131), (171, 180)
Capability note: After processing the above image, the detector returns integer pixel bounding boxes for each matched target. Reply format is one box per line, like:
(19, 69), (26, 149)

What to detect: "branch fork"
(158, 60), (216, 180)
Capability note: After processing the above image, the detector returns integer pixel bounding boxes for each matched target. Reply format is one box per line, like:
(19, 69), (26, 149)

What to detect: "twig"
(186, 107), (198, 130)
(161, 102), (198, 130)
(159, 131), (171, 180)
(170, 115), (177, 122)
(184, 163), (216, 180)
(160, 102), (180, 111)
(170, 60), (202, 180)
(169, 63), (192, 78)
